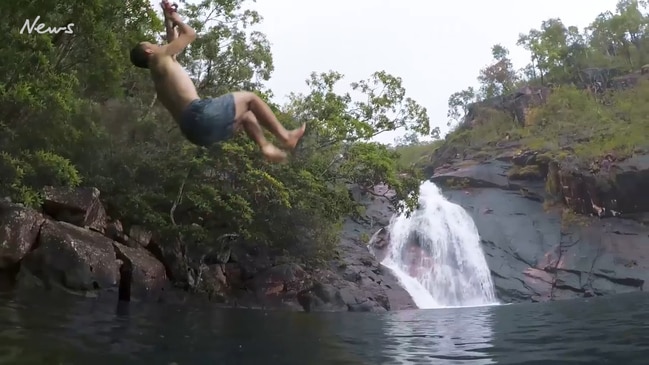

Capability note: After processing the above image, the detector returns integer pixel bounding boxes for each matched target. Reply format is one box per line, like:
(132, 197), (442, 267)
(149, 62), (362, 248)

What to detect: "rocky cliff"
(428, 145), (649, 302)
(0, 185), (415, 312)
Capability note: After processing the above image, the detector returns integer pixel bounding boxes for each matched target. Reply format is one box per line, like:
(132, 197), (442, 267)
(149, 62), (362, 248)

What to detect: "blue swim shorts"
(179, 93), (236, 147)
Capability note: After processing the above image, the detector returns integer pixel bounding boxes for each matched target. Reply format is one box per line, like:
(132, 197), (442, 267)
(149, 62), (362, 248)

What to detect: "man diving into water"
(129, 1), (306, 162)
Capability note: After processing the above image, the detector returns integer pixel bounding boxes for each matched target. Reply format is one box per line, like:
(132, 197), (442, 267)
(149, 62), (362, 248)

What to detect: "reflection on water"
(381, 307), (495, 364)
(1, 290), (649, 364)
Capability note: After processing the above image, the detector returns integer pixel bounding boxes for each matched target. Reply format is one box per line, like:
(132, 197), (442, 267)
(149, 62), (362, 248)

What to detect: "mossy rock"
(471, 150), (494, 161)
(535, 152), (554, 165)
(507, 165), (543, 180)
(439, 177), (472, 190)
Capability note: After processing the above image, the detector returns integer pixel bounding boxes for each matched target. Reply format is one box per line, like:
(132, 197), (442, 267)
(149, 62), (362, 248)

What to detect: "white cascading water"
(380, 181), (498, 309)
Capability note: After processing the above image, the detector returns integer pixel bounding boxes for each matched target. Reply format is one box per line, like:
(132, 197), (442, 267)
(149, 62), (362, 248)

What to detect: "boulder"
(0, 202), (44, 269)
(246, 263), (309, 310)
(0, 183), (417, 312)
(105, 219), (128, 245)
(113, 242), (168, 302)
(19, 220), (119, 297)
(297, 281), (349, 312)
(128, 225), (153, 247)
(42, 186), (107, 233)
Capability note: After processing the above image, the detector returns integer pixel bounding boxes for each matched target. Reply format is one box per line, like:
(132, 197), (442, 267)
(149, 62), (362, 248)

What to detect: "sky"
(249, 0), (621, 143)
(155, 0), (621, 143)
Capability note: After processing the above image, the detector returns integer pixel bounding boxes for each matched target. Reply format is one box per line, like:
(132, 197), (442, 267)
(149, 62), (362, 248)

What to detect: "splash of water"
(380, 181), (498, 309)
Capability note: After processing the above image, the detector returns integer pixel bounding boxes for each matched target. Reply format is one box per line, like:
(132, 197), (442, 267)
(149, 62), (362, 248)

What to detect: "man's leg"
(231, 91), (306, 149)
(238, 111), (287, 163)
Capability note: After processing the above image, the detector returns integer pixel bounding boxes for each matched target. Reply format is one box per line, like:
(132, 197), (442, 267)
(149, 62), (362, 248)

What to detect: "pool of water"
(1, 290), (648, 364)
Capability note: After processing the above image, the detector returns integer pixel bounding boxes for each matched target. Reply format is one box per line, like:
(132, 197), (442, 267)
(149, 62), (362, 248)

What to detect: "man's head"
(129, 42), (157, 68)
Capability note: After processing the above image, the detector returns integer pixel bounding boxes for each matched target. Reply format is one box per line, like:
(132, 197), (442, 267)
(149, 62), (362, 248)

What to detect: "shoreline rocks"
(0, 185), (416, 312)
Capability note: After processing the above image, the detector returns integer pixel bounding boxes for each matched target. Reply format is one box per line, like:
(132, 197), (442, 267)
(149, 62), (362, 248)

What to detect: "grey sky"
(251, 0), (620, 143)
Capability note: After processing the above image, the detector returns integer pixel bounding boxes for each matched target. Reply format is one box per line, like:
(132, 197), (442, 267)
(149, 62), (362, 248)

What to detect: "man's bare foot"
(261, 144), (287, 163)
(283, 123), (306, 150)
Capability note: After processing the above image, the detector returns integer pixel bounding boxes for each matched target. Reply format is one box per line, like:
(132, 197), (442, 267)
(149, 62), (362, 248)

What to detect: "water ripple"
(1, 291), (649, 364)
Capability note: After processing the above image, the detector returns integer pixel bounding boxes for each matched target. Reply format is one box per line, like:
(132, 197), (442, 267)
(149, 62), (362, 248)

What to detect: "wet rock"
(431, 160), (513, 189)
(446, 187), (559, 302)
(0, 201), (44, 268)
(331, 187), (416, 311)
(368, 227), (390, 262)
(426, 148), (649, 303)
(246, 263), (309, 310)
(558, 155), (649, 217)
(297, 282), (348, 312)
(42, 186), (107, 233)
(444, 182), (649, 303)
(113, 242), (168, 302)
(298, 269), (389, 313)
(19, 220), (119, 297)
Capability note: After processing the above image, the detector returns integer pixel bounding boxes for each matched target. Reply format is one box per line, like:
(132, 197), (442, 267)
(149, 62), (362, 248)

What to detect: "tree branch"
(170, 168), (191, 226)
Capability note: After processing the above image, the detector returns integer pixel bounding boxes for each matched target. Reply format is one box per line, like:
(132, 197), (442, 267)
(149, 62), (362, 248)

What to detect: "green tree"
(447, 87), (476, 127)
(441, 0), (649, 176)
(477, 44), (518, 98)
(0, 0), (431, 278)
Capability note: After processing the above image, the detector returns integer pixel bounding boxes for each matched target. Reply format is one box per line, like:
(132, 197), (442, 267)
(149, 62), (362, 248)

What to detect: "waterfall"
(378, 181), (498, 309)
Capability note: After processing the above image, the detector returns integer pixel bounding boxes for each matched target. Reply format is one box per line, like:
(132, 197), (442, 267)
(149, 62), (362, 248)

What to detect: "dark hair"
(130, 43), (150, 69)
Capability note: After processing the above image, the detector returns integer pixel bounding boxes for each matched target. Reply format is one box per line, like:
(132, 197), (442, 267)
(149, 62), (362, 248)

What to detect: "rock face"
(42, 186), (107, 233)
(0, 189), (167, 302)
(20, 220), (120, 295)
(0, 202), (44, 269)
(428, 146), (649, 303)
(556, 154), (649, 218)
(192, 184), (416, 312)
(460, 86), (551, 129)
(0, 185), (415, 312)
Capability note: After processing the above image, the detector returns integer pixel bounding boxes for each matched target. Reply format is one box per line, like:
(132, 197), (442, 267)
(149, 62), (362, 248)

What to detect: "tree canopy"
(0, 0), (431, 269)
(442, 0), (649, 163)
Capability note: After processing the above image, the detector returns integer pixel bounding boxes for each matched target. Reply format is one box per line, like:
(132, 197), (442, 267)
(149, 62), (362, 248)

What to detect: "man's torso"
(150, 56), (199, 122)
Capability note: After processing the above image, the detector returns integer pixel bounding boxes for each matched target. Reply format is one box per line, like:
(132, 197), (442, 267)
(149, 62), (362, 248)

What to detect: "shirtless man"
(128, 1), (305, 162)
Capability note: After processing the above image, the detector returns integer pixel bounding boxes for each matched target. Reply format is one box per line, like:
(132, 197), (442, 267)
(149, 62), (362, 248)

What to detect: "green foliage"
(478, 44), (519, 98)
(0, 0), (432, 267)
(440, 0), (649, 165)
(394, 140), (442, 168)
(445, 107), (519, 152)
(520, 83), (649, 159)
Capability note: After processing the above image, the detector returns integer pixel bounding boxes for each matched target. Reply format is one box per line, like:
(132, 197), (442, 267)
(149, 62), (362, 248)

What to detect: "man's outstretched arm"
(164, 18), (177, 43)
(163, 12), (196, 56)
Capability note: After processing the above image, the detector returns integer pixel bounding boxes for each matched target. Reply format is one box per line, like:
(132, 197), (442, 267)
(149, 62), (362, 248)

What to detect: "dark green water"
(0, 290), (648, 364)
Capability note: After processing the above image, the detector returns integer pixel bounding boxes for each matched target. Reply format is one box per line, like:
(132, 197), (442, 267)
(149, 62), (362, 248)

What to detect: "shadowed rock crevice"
(117, 253), (132, 302)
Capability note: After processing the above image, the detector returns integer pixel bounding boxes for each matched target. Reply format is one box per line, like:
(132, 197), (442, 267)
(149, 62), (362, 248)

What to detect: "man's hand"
(160, 0), (176, 19)
(160, 1), (179, 44)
